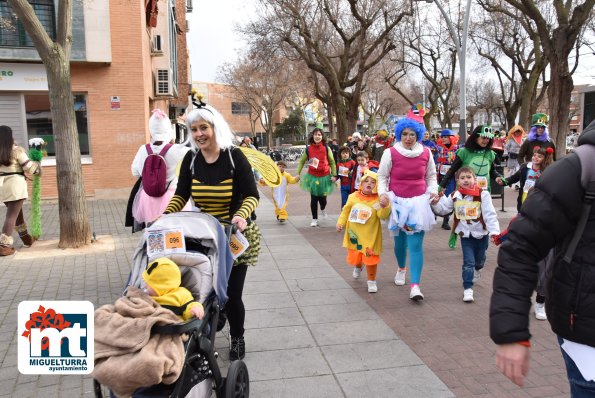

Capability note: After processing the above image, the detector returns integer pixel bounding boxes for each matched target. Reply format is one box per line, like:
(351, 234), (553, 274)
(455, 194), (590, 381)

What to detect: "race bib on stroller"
(338, 165), (350, 177)
(229, 231), (249, 260)
(454, 200), (482, 221)
(476, 176), (488, 189)
(146, 228), (186, 259)
(308, 157), (319, 169)
(348, 204), (373, 224)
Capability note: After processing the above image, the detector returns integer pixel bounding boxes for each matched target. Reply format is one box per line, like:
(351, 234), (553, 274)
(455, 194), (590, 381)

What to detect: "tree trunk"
(548, 60), (573, 159)
(46, 55), (90, 248)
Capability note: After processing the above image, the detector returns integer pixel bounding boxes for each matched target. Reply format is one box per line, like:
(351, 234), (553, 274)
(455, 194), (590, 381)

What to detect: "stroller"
(94, 212), (249, 398)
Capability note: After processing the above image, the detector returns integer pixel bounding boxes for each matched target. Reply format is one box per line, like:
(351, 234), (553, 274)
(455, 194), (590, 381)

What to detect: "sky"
(188, 0), (253, 83)
(187, 1), (595, 85)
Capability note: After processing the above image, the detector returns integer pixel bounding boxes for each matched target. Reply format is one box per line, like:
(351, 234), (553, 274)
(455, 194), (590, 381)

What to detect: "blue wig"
(394, 118), (426, 141)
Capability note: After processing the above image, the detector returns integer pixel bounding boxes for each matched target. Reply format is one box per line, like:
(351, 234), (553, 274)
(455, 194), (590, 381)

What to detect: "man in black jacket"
(489, 121), (595, 394)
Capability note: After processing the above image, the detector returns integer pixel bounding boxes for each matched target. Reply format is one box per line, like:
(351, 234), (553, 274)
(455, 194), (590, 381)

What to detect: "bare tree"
(242, 0), (411, 144)
(478, 0), (595, 157)
(7, 0), (89, 247)
(360, 67), (401, 133)
(391, 4), (460, 130)
(218, 52), (294, 148)
(471, 4), (549, 130)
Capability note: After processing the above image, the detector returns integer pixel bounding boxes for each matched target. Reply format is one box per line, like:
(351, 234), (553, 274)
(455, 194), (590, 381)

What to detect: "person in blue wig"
(377, 106), (439, 301)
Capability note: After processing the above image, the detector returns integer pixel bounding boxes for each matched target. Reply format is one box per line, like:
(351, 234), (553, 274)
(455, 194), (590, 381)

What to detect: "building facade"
(0, 0), (190, 198)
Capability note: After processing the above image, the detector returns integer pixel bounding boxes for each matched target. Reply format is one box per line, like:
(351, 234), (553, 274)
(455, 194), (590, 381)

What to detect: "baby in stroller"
(93, 212), (248, 398)
(142, 257), (206, 321)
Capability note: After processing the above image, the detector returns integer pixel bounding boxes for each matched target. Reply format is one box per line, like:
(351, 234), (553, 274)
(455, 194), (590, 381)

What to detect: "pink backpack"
(142, 143), (172, 197)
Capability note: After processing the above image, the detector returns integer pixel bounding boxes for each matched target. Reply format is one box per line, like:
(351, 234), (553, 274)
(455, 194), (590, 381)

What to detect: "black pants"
(226, 263), (248, 338)
(310, 195), (327, 219)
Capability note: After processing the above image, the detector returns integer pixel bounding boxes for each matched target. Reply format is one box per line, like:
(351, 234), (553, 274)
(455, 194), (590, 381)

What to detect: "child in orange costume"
(336, 170), (391, 293)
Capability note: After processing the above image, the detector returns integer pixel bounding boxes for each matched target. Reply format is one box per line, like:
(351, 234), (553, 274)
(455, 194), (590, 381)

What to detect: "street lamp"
(415, 0), (472, 144)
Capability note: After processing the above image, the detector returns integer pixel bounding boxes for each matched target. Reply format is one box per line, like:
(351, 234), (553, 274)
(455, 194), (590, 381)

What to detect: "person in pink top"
(378, 108), (439, 301)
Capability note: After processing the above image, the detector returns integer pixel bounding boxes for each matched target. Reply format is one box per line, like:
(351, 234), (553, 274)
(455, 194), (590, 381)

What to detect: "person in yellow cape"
(260, 161), (299, 223)
(336, 169), (391, 293)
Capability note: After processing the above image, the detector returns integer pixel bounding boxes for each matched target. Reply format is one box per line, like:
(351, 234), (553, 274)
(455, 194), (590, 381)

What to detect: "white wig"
(185, 105), (236, 150)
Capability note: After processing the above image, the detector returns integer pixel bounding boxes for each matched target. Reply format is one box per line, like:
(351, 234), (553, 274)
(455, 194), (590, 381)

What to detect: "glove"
(448, 233), (457, 249)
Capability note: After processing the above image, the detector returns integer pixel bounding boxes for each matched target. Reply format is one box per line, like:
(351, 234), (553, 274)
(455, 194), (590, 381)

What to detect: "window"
(0, 0), (56, 47)
(25, 94), (89, 156)
(231, 102), (251, 115)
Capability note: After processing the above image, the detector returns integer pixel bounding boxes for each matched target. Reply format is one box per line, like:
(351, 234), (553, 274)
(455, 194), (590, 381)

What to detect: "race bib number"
(523, 179), (535, 193)
(476, 176), (488, 189)
(338, 165), (350, 177)
(440, 164), (451, 175)
(348, 204), (373, 224)
(146, 228), (186, 258)
(454, 200), (482, 221)
(229, 231), (249, 260)
(308, 157), (319, 169)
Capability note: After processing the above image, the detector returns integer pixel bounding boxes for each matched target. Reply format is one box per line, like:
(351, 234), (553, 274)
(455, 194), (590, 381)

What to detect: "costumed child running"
(261, 161), (299, 223)
(431, 167), (500, 303)
(337, 146), (356, 208)
(495, 145), (554, 320)
(296, 128), (337, 227)
(142, 257), (205, 320)
(435, 129), (460, 230)
(336, 170), (390, 293)
(350, 151), (369, 193)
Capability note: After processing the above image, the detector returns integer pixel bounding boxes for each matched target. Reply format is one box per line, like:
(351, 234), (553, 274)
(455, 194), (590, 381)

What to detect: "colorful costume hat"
(359, 169), (379, 194)
(440, 129), (455, 136)
(531, 113), (549, 127)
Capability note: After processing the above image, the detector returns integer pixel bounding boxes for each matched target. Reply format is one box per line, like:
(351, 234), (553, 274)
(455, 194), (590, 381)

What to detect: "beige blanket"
(92, 287), (185, 398)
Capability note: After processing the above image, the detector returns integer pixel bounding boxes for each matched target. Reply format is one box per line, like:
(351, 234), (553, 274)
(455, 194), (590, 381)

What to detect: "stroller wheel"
(225, 360), (249, 398)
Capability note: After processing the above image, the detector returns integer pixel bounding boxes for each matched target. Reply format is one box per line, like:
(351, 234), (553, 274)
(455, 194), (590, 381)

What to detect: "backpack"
(142, 143), (172, 197)
(542, 144), (595, 300)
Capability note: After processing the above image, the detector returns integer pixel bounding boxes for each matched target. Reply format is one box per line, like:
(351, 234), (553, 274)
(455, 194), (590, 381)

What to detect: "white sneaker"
(534, 302), (547, 320)
(472, 269), (482, 283)
(321, 209), (328, 218)
(463, 288), (474, 302)
(352, 267), (362, 279)
(367, 280), (378, 293)
(409, 285), (424, 301)
(394, 268), (406, 286)
(310, 219), (318, 227)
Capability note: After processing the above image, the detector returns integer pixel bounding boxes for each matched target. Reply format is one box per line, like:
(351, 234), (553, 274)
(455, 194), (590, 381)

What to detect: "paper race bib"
(308, 157), (320, 169)
(146, 228), (186, 259)
(348, 204), (373, 224)
(229, 231), (249, 260)
(454, 200), (482, 221)
(476, 176), (488, 189)
(523, 178), (536, 192)
(440, 164), (451, 175)
(338, 165), (350, 177)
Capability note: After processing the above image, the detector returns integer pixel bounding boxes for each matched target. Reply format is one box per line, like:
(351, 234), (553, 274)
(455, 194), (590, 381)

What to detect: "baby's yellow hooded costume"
(337, 170), (390, 257)
(142, 257), (202, 320)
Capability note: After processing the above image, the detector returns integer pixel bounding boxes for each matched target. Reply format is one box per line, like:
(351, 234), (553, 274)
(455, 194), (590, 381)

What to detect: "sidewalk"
(272, 178), (569, 398)
(0, 195), (453, 397)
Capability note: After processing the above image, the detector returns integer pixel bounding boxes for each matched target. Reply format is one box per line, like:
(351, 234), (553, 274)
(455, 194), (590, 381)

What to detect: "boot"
(229, 336), (245, 361)
(16, 223), (35, 247)
(441, 215), (451, 230)
(0, 234), (15, 256)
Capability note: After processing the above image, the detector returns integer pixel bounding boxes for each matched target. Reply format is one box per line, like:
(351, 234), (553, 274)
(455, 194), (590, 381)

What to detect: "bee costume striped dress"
(165, 147), (260, 266)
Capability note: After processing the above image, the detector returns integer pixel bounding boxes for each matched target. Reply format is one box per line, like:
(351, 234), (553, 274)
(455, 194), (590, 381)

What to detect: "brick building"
(0, 0), (191, 199)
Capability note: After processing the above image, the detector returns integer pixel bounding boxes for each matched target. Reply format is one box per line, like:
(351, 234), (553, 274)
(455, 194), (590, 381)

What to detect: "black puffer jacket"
(490, 122), (595, 347)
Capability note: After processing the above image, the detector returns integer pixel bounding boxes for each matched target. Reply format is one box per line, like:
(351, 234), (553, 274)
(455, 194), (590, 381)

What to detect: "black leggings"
(226, 263), (248, 338)
(310, 195), (327, 219)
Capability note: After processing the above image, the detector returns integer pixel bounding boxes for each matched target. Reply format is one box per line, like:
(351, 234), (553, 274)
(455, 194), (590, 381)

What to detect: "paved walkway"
(267, 170), (569, 398)
(0, 194), (452, 397)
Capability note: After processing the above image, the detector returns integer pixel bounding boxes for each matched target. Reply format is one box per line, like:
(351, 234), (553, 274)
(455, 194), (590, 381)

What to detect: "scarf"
(458, 185), (480, 197)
